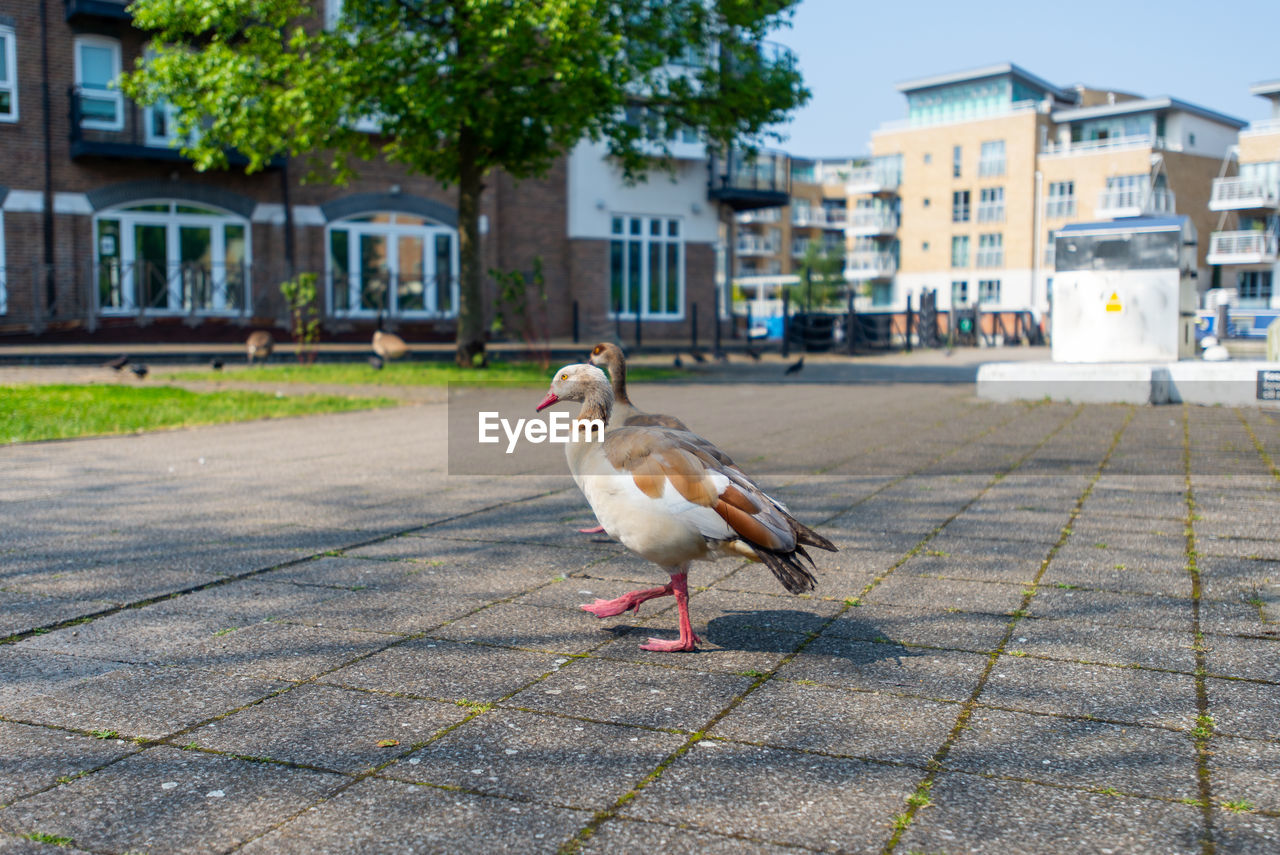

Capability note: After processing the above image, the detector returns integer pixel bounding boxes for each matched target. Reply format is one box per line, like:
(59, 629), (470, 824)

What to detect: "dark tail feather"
(786, 515), (837, 553)
(757, 548), (817, 594)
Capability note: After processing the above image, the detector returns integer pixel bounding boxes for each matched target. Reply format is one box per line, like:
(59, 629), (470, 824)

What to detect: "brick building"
(0, 1), (786, 344)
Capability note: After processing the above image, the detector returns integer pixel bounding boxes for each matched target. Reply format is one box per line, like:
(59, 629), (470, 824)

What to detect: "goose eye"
(560, 373), (568, 380)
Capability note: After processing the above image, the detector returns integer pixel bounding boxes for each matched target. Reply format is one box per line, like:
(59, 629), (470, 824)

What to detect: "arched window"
(327, 212), (458, 317)
(94, 201), (251, 315)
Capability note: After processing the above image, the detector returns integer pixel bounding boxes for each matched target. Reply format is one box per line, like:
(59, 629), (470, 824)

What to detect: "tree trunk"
(455, 127), (487, 367)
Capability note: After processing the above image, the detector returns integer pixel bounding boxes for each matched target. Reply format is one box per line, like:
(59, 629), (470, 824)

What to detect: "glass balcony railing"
(1207, 230), (1280, 265)
(1210, 177), (1280, 212)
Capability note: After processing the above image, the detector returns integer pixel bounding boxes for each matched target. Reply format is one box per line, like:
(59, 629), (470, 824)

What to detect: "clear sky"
(773, 0), (1280, 158)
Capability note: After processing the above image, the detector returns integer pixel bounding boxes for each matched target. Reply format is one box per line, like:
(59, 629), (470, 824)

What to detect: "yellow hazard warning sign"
(1105, 291), (1122, 313)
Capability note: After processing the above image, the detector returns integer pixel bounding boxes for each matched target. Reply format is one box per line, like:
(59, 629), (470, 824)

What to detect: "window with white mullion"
(977, 187), (1004, 223)
(0, 26), (17, 123)
(75, 35), (123, 131)
(609, 215), (683, 320)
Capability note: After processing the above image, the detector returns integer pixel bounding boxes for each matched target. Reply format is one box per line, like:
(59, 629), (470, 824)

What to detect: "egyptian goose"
(536, 364), (836, 652)
(587, 342), (688, 431)
(373, 312), (409, 362)
(246, 330), (273, 365)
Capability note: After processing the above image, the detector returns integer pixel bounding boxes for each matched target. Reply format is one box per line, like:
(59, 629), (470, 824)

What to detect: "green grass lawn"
(1, 385), (399, 444)
(160, 360), (680, 386)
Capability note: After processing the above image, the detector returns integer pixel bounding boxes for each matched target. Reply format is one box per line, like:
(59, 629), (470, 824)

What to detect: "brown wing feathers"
(608, 429), (835, 594)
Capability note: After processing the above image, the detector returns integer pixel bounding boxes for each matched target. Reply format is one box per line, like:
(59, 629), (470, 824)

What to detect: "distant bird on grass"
(745, 345), (762, 362)
(715, 351), (729, 364)
(373, 312), (409, 363)
(106, 354), (129, 371)
(690, 350), (707, 364)
(246, 330), (273, 365)
(368, 355), (385, 370)
(673, 354), (684, 369)
(784, 356), (805, 376)
(210, 359), (224, 371)
(129, 363), (149, 379)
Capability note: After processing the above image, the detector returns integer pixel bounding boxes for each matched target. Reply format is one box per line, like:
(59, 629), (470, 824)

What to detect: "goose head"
(587, 342), (624, 371)
(536, 363), (612, 414)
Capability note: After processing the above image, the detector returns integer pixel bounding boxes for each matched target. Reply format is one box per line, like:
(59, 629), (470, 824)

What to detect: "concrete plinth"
(977, 360), (1280, 409)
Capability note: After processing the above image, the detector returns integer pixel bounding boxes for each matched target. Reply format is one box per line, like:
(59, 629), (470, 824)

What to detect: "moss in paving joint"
(24, 831), (74, 847)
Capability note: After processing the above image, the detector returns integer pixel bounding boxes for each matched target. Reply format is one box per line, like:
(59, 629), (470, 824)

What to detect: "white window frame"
(977, 186), (1004, 223)
(978, 140), (1005, 177)
(1046, 181), (1076, 219)
(950, 235), (969, 268)
(978, 278), (1001, 304)
(0, 26), (17, 123)
(609, 214), (685, 321)
(0, 210), (7, 314)
(326, 213), (460, 319)
(74, 35), (123, 132)
(94, 201), (252, 315)
(976, 233), (1003, 268)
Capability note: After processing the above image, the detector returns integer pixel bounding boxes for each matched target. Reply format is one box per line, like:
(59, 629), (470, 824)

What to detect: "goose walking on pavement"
(536, 364), (836, 652)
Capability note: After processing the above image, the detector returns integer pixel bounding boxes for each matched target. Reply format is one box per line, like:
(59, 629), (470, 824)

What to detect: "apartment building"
(1206, 80), (1280, 309)
(732, 157), (852, 296)
(0, 1), (789, 343)
(848, 63), (1244, 321)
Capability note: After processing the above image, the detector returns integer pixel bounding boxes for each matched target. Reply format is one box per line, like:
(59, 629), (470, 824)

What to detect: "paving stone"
(506, 657), (752, 731)
(2, 665), (286, 740)
(150, 579), (347, 624)
(1029, 586), (1193, 632)
(685, 588), (844, 635)
(295, 588), (486, 635)
(821, 603), (1011, 651)
(1206, 677), (1280, 741)
(592, 620), (804, 676)
(866, 575), (1026, 615)
(578, 819), (794, 855)
(778, 637), (990, 702)
(188, 684), (470, 773)
(897, 773), (1206, 855)
(0, 835), (96, 855)
(1210, 736), (1280, 814)
(926, 533), (1051, 562)
(1215, 809), (1280, 853)
(0, 746), (344, 855)
(979, 656), (1199, 729)
(0, 593), (111, 640)
(1203, 634), (1280, 682)
(1199, 535), (1280, 562)
(259, 556), (422, 589)
(899, 551), (1045, 585)
(710, 679), (957, 764)
(385, 707), (684, 808)
(190, 621), (391, 681)
(2, 566), (219, 607)
(432, 602), (614, 654)
(944, 707), (1199, 799)
(1007, 617), (1198, 672)
(323, 638), (561, 703)
(0, 649), (119, 710)
(1198, 555), (1280, 603)
(620, 741), (919, 851)
(16, 608), (224, 665)
(0, 722), (135, 807)
(1042, 555), (1192, 598)
(239, 777), (587, 854)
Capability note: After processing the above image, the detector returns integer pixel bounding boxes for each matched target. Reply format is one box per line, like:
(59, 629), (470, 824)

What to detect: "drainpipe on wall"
(279, 158), (296, 322)
(1031, 168), (1043, 323)
(38, 0), (55, 329)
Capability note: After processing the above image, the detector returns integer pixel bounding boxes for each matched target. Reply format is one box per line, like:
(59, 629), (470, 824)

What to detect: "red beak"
(535, 392), (559, 412)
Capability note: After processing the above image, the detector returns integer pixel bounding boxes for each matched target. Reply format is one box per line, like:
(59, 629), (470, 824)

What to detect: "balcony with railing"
(96, 261), (251, 318)
(1210, 177), (1280, 212)
(736, 234), (780, 256)
(65, 0), (130, 20)
(845, 166), (901, 195)
(1241, 117), (1280, 138)
(844, 250), (897, 280)
(69, 87), (264, 166)
(736, 207), (782, 224)
(1095, 185), (1176, 219)
(709, 148), (790, 211)
(846, 209), (898, 237)
(1042, 134), (1173, 156)
(1207, 230), (1280, 265)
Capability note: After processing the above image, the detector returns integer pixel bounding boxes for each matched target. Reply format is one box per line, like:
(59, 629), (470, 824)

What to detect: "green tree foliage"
(792, 239), (846, 310)
(123, 0), (808, 366)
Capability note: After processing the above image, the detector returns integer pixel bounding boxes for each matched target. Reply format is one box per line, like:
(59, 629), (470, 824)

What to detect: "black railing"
(708, 148), (790, 211)
(328, 272), (460, 318)
(95, 261), (252, 319)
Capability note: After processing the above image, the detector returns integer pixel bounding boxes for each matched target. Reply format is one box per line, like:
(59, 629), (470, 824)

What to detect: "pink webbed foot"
(639, 633), (701, 653)
(577, 525), (606, 534)
(580, 584), (673, 618)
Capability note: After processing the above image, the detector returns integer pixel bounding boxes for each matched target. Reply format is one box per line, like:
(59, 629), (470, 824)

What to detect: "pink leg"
(639, 572), (701, 652)
(577, 525), (606, 534)
(581, 582), (673, 618)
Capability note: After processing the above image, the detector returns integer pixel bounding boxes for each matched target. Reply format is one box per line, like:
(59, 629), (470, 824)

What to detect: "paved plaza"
(2, 369), (1279, 853)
